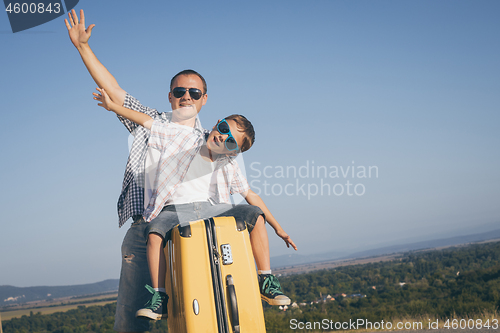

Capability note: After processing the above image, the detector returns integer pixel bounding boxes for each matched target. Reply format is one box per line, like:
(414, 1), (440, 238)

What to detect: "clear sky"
(1, 0), (499, 287)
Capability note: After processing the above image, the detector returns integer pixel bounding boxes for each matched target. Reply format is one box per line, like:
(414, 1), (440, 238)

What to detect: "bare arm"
(65, 9), (126, 106)
(242, 189), (298, 250)
(94, 88), (153, 129)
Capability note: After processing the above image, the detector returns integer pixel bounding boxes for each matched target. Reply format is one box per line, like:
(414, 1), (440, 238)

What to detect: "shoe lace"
(144, 284), (165, 311)
(262, 275), (284, 296)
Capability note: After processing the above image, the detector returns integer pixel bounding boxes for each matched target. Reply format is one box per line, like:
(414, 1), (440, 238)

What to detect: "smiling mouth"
(213, 137), (220, 147)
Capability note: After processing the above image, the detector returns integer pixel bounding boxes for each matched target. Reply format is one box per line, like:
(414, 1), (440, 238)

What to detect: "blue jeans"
(114, 217), (151, 332)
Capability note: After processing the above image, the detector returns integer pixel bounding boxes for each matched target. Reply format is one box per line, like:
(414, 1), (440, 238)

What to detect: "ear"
(213, 119), (221, 130)
(168, 91), (172, 103)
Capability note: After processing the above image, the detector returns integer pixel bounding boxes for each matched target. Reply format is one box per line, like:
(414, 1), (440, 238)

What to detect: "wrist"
(109, 102), (120, 112)
(76, 42), (90, 53)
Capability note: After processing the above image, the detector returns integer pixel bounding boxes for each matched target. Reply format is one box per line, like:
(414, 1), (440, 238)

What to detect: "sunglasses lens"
(189, 89), (203, 100)
(172, 87), (186, 98)
(217, 121), (230, 134)
(225, 137), (238, 151)
(172, 87), (203, 100)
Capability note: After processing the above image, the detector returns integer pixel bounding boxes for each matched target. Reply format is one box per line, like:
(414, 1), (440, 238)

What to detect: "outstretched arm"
(243, 189), (298, 251)
(94, 88), (153, 130)
(65, 9), (126, 106)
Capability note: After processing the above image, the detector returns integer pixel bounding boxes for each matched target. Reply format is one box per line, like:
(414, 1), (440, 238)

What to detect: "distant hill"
(0, 279), (119, 306)
(340, 229), (500, 260)
(271, 228), (500, 268)
(270, 251), (349, 268)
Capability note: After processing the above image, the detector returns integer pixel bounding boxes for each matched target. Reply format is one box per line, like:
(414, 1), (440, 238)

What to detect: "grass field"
(0, 293), (118, 321)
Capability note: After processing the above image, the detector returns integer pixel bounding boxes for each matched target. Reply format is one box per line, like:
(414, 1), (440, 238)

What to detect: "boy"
(94, 87), (297, 320)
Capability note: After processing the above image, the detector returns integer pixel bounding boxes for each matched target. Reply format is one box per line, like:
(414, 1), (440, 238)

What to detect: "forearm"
(77, 44), (126, 105)
(244, 189), (297, 251)
(109, 103), (153, 129)
(244, 190), (283, 232)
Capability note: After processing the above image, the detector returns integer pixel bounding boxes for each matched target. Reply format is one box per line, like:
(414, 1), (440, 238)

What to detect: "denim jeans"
(114, 217), (151, 332)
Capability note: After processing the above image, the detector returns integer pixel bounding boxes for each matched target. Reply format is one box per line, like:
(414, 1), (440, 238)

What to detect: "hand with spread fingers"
(93, 87), (115, 111)
(65, 9), (95, 49)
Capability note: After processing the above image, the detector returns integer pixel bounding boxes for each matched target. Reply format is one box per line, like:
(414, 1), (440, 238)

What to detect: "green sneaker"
(259, 274), (291, 306)
(135, 285), (169, 320)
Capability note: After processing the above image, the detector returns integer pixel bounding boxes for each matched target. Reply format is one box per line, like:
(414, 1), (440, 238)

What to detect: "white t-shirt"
(166, 151), (216, 205)
(143, 121), (216, 208)
(143, 122), (210, 208)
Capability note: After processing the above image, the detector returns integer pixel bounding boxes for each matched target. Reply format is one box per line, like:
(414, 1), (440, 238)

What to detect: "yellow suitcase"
(165, 216), (266, 333)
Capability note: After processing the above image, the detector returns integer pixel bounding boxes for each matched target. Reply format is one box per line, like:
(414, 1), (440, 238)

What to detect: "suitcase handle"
(226, 275), (240, 333)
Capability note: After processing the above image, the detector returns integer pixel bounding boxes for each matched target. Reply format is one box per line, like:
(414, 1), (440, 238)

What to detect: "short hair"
(225, 115), (255, 153)
(170, 69), (207, 94)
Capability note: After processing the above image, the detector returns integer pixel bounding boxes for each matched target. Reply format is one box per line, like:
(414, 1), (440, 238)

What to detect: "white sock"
(258, 270), (272, 275)
(154, 288), (166, 293)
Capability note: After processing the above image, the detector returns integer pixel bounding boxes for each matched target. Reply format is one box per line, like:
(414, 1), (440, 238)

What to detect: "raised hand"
(64, 9), (95, 49)
(93, 87), (115, 111)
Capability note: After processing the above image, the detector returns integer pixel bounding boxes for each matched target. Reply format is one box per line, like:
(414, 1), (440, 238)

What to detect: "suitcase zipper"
(212, 245), (221, 264)
(205, 218), (230, 333)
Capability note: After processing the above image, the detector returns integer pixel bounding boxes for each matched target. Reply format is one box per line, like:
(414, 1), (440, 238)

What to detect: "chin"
(181, 111), (198, 119)
(174, 106), (198, 118)
(179, 105), (195, 111)
(207, 143), (222, 155)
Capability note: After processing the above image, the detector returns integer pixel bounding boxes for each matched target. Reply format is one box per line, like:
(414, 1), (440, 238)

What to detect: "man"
(66, 9), (295, 332)
(65, 10), (209, 332)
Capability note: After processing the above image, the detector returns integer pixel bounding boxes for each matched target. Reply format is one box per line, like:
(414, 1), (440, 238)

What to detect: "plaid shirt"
(116, 94), (206, 227)
(144, 120), (250, 222)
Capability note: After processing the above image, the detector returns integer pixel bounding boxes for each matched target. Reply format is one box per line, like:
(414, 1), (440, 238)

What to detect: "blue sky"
(1, 0), (499, 287)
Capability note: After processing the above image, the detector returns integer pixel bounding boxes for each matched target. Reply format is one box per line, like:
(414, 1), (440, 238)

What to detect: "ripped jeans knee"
(123, 253), (135, 263)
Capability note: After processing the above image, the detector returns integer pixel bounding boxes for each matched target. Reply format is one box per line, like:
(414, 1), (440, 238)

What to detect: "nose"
(218, 133), (228, 142)
(181, 90), (192, 100)
(217, 132), (229, 146)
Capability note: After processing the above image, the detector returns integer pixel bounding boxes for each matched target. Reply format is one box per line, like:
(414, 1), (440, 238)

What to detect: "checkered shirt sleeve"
(116, 94), (170, 227)
(213, 157), (250, 203)
(227, 158), (250, 195)
(117, 96), (160, 133)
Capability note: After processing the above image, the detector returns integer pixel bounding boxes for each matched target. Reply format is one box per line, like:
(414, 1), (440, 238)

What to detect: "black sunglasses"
(216, 119), (239, 151)
(172, 87), (204, 100)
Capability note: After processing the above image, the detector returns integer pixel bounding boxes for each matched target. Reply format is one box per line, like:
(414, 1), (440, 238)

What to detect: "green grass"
(0, 294), (117, 321)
